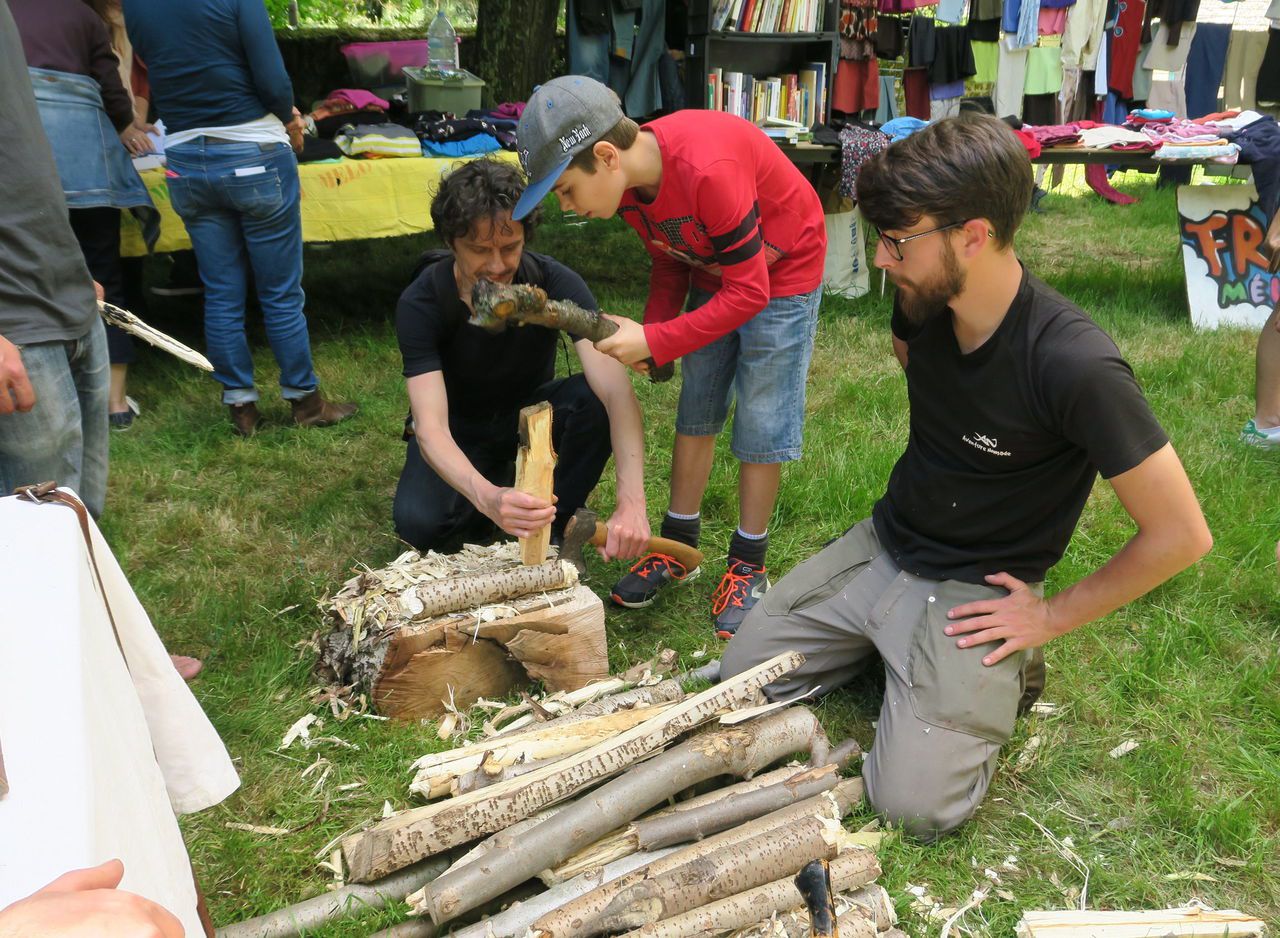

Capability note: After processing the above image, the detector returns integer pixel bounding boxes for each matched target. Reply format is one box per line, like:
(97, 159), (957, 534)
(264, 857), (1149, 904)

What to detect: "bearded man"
(719, 115), (1212, 842)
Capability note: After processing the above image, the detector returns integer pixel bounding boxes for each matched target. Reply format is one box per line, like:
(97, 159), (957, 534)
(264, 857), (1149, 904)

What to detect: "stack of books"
(705, 64), (827, 130)
(711, 0), (827, 33)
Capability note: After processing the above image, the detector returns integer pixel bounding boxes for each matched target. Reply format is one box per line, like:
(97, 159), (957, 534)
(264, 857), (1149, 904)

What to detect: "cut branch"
(611, 849), (881, 938)
(545, 741), (860, 885)
(418, 706), (828, 924)
(410, 703), (677, 799)
(341, 651), (804, 883)
(633, 761), (848, 850)
(398, 560), (576, 621)
(531, 778), (864, 938)
(214, 856), (448, 938)
(489, 680), (684, 739)
(442, 849), (680, 938)
(591, 816), (854, 936)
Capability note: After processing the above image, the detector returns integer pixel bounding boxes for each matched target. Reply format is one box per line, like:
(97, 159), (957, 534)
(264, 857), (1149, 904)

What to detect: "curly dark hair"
(430, 158), (541, 246)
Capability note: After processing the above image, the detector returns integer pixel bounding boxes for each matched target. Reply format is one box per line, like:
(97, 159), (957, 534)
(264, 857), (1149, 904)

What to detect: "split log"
(342, 651), (805, 884)
(453, 754), (556, 795)
(213, 857), (447, 938)
(376, 585), (607, 721)
(489, 679), (684, 739)
(516, 403), (556, 565)
(1016, 907), (1266, 937)
(531, 778), (864, 938)
(843, 885), (896, 932)
(610, 849), (882, 938)
(443, 849), (680, 938)
(417, 706), (828, 925)
(400, 559), (574, 620)
(591, 816), (855, 936)
(410, 703), (677, 799)
(546, 740), (861, 885)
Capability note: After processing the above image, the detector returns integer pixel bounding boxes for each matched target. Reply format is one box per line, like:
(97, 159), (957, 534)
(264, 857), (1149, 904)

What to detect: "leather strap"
(15, 482), (127, 661)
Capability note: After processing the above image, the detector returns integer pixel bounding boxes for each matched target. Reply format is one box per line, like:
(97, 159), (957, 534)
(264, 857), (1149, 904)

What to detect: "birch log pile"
(315, 543), (607, 720)
(416, 707), (829, 924)
(341, 651), (805, 883)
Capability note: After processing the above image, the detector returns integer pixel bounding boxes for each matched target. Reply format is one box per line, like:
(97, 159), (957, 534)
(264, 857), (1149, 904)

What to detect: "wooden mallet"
(559, 507), (704, 578)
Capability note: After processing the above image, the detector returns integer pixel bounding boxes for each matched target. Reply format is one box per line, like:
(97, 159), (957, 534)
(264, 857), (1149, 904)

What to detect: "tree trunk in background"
(473, 0), (560, 107)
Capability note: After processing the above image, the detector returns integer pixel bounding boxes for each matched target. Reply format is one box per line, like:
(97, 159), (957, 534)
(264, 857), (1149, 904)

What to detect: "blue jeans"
(675, 285), (822, 463)
(0, 320), (110, 518)
(165, 140), (318, 404)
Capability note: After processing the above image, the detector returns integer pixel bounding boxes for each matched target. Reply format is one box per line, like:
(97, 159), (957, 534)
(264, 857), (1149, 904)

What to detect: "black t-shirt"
(396, 250), (596, 422)
(872, 268), (1169, 585)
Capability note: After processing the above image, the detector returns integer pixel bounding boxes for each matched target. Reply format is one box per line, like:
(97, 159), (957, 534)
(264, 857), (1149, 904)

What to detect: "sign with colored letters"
(1178, 183), (1276, 330)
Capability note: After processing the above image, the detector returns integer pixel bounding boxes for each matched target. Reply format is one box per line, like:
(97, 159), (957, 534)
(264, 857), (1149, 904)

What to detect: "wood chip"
(225, 822), (293, 835)
(1108, 739), (1140, 759)
(281, 714), (317, 749)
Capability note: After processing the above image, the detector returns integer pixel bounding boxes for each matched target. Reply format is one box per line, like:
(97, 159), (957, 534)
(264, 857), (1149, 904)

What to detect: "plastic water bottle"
(427, 5), (458, 73)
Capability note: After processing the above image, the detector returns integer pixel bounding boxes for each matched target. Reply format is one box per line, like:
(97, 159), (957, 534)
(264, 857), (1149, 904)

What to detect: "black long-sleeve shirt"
(9, 0), (134, 131)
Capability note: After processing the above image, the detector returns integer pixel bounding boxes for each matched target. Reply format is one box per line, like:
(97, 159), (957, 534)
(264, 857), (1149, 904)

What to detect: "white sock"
(666, 509), (701, 521)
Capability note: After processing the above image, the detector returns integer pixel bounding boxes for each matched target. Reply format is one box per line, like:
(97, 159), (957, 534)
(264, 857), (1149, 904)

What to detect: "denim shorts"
(675, 284), (822, 463)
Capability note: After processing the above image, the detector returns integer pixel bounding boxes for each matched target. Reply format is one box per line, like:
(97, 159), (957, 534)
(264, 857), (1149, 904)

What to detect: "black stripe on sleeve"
(715, 233), (763, 266)
(708, 202), (761, 252)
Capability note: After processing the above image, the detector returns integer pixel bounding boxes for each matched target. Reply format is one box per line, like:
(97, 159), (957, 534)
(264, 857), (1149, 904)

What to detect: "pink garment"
(328, 88), (391, 110)
(1133, 119), (1229, 142)
(492, 101), (525, 119)
(1038, 7), (1068, 35)
(1086, 164), (1138, 204)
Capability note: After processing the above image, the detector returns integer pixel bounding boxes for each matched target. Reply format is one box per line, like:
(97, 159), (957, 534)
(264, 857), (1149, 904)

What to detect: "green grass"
(104, 171), (1280, 935)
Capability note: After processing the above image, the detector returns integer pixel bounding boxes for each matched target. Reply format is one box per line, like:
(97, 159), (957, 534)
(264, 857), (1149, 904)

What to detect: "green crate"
(403, 67), (485, 114)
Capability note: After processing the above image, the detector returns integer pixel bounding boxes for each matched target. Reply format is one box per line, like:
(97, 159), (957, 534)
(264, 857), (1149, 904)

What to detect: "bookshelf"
(683, 0), (840, 136)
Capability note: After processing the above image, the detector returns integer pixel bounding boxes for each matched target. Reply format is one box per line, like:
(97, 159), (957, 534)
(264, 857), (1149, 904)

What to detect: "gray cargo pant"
(721, 519), (1043, 842)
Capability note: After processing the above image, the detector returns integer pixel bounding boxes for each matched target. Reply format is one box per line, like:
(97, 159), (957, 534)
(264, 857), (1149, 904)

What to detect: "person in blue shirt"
(123, 0), (356, 435)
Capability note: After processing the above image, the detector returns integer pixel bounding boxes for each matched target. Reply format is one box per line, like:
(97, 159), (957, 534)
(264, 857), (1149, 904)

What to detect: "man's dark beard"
(897, 241), (966, 325)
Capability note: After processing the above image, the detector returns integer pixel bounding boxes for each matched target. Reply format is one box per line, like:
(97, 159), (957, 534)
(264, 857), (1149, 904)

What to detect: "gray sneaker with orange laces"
(712, 559), (770, 639)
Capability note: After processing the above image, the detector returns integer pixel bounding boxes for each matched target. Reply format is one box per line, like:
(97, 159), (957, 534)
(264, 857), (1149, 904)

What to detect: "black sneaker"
(610, 552), (700, 608)
(712, 559), (769, 640)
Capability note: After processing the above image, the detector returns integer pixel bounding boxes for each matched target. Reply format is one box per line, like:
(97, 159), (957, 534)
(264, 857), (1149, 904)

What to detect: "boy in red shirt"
(514, 76), (827, 637)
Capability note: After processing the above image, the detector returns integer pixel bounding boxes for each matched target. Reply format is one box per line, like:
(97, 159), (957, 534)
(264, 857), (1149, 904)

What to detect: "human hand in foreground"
(595, 315), (652, 371)
(599, 500), (651, 561)
(0, 859), (184, 938)
(944, 572), (1064, 667)
(0, 335), (34, 415)
(480, 486), (557, 540)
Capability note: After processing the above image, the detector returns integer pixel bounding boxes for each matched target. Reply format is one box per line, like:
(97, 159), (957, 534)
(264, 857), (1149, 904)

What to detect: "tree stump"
(316, 544), (608, 722)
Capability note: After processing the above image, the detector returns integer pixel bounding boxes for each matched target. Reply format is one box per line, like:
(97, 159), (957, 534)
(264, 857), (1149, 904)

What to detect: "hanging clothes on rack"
(1107, 0), (1146, 100)
(1184, 23), (1231, 119)
(1223, 29), (1269, 110)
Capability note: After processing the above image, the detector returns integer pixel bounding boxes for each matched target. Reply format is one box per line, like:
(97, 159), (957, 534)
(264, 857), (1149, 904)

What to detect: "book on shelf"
(711, 0), (825, 32)
(704, 65), (825, 133)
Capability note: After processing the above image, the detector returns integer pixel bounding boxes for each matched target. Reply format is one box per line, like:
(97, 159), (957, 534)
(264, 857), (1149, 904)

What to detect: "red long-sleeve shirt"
(617, 110), (826, 366)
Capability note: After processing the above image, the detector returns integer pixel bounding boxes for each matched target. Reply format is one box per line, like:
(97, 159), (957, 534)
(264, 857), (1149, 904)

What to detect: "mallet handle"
(589, 522), (704, 572)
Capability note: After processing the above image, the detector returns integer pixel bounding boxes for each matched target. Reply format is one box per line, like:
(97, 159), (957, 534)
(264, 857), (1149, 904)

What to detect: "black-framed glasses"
(877, 221), (966, 262)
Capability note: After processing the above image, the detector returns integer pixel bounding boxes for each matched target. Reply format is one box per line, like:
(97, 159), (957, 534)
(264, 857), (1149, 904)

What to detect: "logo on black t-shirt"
(962, 432), (1011, 457)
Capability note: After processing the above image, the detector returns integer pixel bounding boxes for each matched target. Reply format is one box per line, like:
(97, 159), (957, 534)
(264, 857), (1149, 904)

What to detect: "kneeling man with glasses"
(721, 115), (1212, 841)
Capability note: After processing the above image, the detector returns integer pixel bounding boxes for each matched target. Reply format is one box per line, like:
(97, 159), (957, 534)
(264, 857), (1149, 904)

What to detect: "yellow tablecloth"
(121, 150), (518, 256)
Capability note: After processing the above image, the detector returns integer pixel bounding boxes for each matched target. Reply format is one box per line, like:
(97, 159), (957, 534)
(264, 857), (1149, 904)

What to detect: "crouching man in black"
(393, 158), (649, 558)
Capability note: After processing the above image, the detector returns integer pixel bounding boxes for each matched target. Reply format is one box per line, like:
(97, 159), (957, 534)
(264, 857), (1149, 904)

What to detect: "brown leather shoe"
(229, 401), (263, 437)
(290, 389), (357, 427)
